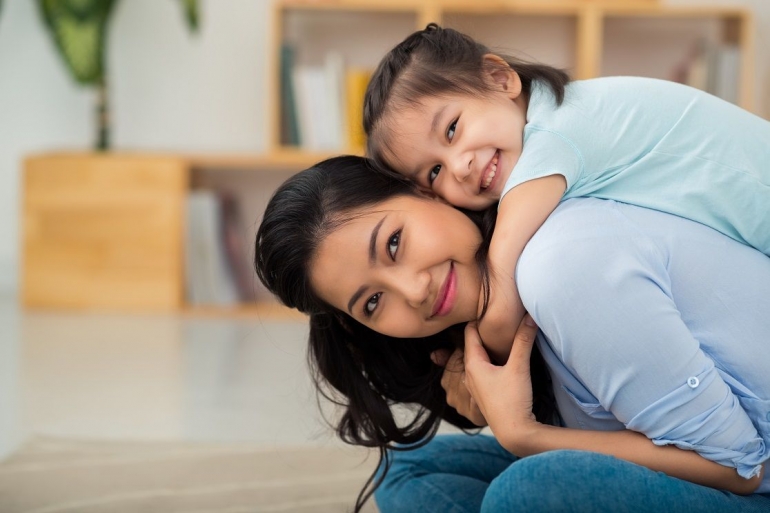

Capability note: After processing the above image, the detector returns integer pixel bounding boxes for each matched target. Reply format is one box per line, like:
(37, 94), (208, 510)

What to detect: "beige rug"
(0, 437), (380, 513)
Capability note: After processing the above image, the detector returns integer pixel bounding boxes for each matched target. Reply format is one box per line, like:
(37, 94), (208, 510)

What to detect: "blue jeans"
(374, 434), (770, 513)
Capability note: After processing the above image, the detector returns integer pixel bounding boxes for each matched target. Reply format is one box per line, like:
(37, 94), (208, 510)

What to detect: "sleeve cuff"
(651, 437), (766, 480)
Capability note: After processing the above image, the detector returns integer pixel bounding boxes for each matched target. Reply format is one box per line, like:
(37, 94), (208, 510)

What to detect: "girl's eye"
(387, 230), (401, 260)
(364, 292), (381, 316)
(429, 165), (441, 184)
(447, 119), (457, 141)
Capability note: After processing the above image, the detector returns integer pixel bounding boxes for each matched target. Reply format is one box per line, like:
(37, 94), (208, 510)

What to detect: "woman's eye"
(365, 292), (381, 316)
(387, 230), (401, 260)
(429, 165), (441, 184)
(447, 119), (457, 141)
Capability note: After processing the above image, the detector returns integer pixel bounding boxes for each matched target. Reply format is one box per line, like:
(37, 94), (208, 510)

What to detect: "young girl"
(254, 156), (770, 512)
(363, 23), (770, 364)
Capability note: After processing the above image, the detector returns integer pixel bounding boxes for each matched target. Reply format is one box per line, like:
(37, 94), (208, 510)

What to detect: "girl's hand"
(430, 348), (487, 426)
(463, 315), (540, 450)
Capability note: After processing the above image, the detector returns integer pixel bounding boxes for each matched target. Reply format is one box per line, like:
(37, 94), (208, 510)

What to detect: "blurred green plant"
(36, 0), (199, 150)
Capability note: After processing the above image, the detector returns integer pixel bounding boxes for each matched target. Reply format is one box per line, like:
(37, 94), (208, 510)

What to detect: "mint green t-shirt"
(502, 77), (770, 253)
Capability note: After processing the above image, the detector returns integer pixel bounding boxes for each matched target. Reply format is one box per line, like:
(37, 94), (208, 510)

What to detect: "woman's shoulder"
(516, 199), (665, 295)
(521, 197), (641, 255)
(517, 196), (762, 302)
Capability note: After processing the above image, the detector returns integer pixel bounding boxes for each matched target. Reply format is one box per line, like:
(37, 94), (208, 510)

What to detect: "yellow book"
(345, 68), (372, 153)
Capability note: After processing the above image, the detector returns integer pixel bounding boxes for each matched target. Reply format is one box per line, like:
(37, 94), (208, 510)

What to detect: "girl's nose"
(450, 152), (473, 182)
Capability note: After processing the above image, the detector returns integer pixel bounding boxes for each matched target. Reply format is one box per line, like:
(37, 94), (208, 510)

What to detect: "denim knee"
(373, 445), (429, 513)
(374, 435), (513, 513)
(481, 450), (627, 513)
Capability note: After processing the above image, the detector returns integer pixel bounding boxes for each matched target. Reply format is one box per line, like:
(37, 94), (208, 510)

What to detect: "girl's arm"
(461, 319), (765, 496)
(479, 174), (566, 364)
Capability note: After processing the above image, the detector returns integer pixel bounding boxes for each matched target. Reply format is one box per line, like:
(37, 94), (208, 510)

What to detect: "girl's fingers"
(505, 314), (538, 368)
(463, 323), (491, 366)
(430, 348), (451, 367)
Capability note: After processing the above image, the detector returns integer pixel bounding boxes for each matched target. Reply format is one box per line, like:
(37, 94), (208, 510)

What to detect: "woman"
(254, 156), (770, 512)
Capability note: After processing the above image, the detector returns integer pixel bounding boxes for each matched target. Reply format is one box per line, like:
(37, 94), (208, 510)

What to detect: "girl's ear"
(482, 53), (522, 99)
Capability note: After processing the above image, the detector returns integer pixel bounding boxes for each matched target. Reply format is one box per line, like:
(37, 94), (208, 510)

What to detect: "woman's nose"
(394, 268), (431, 308)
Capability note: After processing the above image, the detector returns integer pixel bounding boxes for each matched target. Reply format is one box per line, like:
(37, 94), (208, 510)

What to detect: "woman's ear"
(483, 53), (522, 99)
(415, 187), (452, 205)
(415, 186), (438, 200)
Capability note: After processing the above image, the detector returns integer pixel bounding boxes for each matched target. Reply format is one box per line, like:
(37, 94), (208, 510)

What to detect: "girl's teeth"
(481, 151), (500, 189)
(483, 170), (496, 188)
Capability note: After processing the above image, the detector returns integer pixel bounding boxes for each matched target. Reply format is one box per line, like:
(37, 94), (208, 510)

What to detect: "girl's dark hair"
(255, 155), (556, 512)
(364, 23), (571, 168)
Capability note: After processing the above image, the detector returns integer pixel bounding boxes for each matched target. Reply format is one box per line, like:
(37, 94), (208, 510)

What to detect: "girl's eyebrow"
(404, 105), (447, 180)
(347, 215), (387, 314)
(431, 105), (448, 134)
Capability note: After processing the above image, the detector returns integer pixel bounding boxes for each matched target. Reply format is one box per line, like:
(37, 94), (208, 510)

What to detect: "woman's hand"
(465, 317), (766, 495)
(463, 315), (541, 450)
(430, 348), (487, 427)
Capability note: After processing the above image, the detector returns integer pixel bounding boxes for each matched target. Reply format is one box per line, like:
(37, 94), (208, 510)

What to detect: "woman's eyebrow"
(347, 215), (387, 314)
(369, 216), (386, 264)
(347, 285), (366, 315)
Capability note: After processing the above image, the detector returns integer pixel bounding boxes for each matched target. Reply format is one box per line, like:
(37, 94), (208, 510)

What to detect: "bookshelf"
(22, 0), (756, 318)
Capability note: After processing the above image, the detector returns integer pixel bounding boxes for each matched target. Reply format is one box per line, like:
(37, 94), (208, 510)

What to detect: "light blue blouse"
(502, 77), (770, 254)
(517, 198), (770, 493)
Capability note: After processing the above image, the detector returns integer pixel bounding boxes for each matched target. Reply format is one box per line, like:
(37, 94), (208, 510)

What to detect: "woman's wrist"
(495, 418), (543, 456)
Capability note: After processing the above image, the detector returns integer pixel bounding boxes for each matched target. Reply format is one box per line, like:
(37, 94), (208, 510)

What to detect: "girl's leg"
(374, 433), (516, 513)
(481, 449), (770, 513)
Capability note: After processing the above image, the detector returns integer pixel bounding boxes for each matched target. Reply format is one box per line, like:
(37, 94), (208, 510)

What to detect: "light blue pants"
(374, 434), (770, 513)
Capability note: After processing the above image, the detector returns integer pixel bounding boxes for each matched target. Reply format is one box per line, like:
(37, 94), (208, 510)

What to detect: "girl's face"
(381, 57), (527, 210)
(309, 195), (483, 338)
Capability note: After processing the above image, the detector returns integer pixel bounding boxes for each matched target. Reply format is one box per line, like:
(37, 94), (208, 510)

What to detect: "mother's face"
(310, 195), (483, 338)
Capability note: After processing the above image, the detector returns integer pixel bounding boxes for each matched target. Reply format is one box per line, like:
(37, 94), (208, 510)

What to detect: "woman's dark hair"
(255, 155), (556, 512)
(364, 23), (571, 168)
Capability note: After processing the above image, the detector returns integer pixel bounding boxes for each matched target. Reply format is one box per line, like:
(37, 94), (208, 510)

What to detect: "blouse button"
(687, 377), (700, 389)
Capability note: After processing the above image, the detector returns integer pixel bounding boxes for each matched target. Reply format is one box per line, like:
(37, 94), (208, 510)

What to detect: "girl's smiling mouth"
(480, 150), (500, 192)
(432, 262), (457, 317)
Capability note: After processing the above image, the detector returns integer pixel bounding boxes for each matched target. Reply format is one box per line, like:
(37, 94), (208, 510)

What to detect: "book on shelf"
(185, 191), (259, 306)
(279, 44), (301, 146)
(282, 44), (371, 152)
(324, 51), (346, 151)
(672, 38), (740, 105)
(220, 193), (259, 303)
(292, 64), (326, 151)
(346, 67), (371, 151)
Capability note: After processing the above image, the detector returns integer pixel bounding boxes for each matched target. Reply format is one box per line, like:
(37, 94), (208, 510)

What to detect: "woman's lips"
(432, 263), (457, 317)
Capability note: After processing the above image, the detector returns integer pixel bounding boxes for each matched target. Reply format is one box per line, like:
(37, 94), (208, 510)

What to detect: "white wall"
(0, 0), (271, 293)
(0, 0), (767, 294)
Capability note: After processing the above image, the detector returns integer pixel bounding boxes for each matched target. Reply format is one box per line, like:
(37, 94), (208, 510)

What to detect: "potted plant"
(36, 0), (199, 150)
